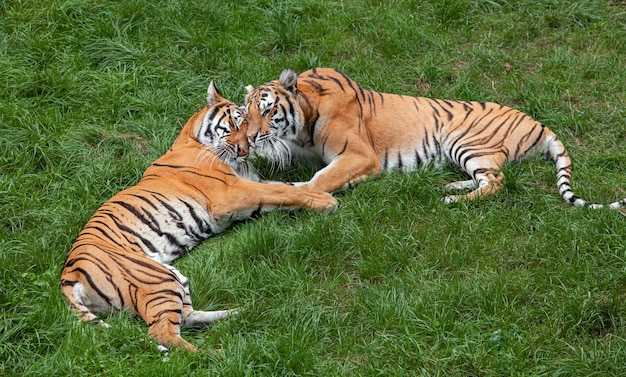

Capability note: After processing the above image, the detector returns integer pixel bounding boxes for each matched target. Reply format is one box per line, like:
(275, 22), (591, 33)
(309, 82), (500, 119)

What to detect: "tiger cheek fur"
(60, 83), (338, 352)
(244, 67), (626, 209)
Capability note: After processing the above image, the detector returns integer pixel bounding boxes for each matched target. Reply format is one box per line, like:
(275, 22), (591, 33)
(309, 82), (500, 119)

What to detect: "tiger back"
(244, 67), (626, 209)
(60, 83), (338, 352)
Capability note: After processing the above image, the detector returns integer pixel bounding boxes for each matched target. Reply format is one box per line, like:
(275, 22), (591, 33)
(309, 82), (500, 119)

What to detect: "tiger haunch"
(61, 83), (338, 352)
(244, 67), (625, 209)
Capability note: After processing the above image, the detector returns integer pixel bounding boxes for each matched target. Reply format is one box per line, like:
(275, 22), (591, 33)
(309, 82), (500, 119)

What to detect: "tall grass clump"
(1, 0), (625, 376)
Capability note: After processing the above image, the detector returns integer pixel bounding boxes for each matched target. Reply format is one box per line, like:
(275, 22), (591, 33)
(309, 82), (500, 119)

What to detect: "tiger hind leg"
(183, 308), (237, 328)
(147, 315), (197, 352)
(147, 306), (235, 353)
(443, 169), (504, 204)
(167, 264), (237, 329)
(146, 266), (235, 353)
(61, 280), (111, 328)
(142, 288), (198, 352)
(444, 179), (476, 191)
(136, 268), (197, 352)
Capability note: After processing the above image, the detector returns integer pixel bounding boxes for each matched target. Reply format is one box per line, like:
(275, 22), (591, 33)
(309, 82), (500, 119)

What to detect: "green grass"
(1, 0), (626, 375)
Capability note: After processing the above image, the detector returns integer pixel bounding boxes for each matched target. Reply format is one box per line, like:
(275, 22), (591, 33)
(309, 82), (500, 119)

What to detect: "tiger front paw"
(321, 194), (339, 214)
(304, 190), (339, 213)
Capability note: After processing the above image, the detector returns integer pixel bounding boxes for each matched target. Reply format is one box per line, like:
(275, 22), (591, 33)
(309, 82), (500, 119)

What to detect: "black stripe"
(149, 164), (237, 181)
(335, 70), (364, 119)
(81, 221), (125, 249)
(558, 181), (572, 190)
(428, 101), (441, 118)
(110, 215), (161, 256)
(70, 267), (112, 306)
(450, 109), (496, 164)
(115, 285), (126, 308)
(302, 79), (326, 92)
(460, 151), (499, 170)
(442, 99), (455, 108)
(515, 123), (544, 159)
(414, 150), (422, 166)
(150, 162), (187, 169)
(180, 200), (213, 238)
(306, 110), (319, 142)
(205, 106), (221, 129)
(366, 90), (376, 115)
(337, 138), (349, 156)
(434, 99), (453, 121)
(356, 82), (366, 102)
(147, 310), (183, 327)
(568, 195), (580, 203)
(328, 75), (346, 92)
(472, 168), (491, 180)
(112, 200), (185, 251)
(107, 252), (176, 284)
(421, 127), (432, 160)
(145, 292), (184, 307)
(128, 193), (160, 211)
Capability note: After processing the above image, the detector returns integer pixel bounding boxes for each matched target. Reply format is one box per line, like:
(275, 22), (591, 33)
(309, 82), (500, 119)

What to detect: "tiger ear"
(279, 69), (298, 95)
(207, 81), (226, 107)
(245, 85), (254, 93)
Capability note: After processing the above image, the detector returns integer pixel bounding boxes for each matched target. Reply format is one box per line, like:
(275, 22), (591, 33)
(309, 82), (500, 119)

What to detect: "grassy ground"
(1, 0), (625, 375)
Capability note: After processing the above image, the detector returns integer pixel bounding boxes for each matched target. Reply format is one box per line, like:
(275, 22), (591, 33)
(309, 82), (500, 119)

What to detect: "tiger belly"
(100, 192), (219, 265)
(378, 144), (445, 172)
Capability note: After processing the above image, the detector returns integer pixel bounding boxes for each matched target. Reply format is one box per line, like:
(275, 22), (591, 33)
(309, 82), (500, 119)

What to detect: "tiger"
(244, 67), (626, 209)
(60, 82), (338, 353)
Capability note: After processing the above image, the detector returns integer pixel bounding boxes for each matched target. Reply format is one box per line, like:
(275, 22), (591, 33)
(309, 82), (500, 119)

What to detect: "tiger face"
(244, 70), (301, 167)
(187, 82), (258, 181)
(194, 83), (249, 164)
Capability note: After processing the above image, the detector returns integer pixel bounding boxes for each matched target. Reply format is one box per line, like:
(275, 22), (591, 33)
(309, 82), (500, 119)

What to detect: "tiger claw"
(443, 195), (459, 204)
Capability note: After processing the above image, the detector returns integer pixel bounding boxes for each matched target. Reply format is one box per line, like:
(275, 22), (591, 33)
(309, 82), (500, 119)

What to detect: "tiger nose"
(237, 145), (248, 157)
(248, 133), (257, 143)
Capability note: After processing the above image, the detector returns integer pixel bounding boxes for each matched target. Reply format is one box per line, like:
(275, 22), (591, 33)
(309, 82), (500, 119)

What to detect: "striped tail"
(546, 136), (626, 209)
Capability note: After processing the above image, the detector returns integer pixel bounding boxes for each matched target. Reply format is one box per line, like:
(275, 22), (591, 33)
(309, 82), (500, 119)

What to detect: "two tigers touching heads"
(61, 68), (626, 353)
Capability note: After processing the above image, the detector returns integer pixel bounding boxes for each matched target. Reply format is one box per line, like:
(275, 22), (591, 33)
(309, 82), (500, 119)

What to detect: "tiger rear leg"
(444, 179), (476, 191)
(183, 308), (238, 328)
(143, 290), (199, 352)
(167, 264), (237, 329)
(444, 169), (504, 204)
(61, 278), (111, 328)
(138, 277), (199, 352)
(148, 308), (235, 353)
(147, 313), (197, 352)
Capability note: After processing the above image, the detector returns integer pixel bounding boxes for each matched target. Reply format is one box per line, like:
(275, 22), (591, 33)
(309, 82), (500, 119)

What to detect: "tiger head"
(244, 69), (301, 168)
(176, 82), (258, 180)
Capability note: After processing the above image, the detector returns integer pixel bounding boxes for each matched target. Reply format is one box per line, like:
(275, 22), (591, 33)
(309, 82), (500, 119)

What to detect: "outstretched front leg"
(224, 180), (340, 214)
(301, 154), (382, 193)
(295, 136), (382, 193)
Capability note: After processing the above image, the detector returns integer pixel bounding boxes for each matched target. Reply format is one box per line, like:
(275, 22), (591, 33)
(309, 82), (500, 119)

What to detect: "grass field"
(1, 0), (626, 375)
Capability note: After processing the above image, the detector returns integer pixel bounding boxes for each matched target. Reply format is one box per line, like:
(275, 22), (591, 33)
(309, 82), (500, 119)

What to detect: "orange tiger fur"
(244, 67), (626, 209)
(61, 83), (338, 352)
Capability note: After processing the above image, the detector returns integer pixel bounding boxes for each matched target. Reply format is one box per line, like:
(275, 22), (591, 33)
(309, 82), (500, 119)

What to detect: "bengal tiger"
(60, 82), (338, 353)
(244, 67), (626, 209)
